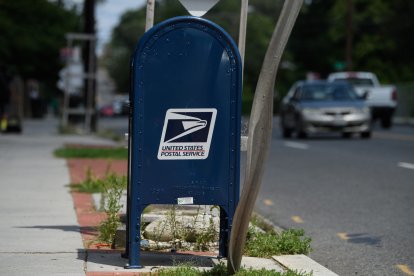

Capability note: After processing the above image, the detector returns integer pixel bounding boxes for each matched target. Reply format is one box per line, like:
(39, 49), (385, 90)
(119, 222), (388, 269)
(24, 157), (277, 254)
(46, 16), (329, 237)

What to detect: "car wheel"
(294, 117), (308, 139)
(381, 116), (392, 129)
(282, 127), (292, 138)
(360, 131), (371, 139)
(342, 132), (352, 138)
(297, 130), (307, 139)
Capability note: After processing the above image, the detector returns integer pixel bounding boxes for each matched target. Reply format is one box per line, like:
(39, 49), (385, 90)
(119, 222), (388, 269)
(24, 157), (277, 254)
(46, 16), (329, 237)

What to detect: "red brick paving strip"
(68, 158), (153, 275)
(67, 159), (127, 249)
(67, 158), (128, 184)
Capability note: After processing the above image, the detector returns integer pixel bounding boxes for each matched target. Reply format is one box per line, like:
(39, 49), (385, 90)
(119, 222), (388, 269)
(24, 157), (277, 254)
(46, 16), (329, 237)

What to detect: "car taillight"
(391, 89), (397, 102)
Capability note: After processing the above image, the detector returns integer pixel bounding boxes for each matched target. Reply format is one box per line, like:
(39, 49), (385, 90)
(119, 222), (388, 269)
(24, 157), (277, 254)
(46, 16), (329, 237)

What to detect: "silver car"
(280, 80), (371, 138)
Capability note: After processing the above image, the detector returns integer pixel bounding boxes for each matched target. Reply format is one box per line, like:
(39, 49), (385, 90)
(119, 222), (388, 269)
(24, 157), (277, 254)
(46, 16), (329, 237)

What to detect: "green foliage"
(54, 147), (128, 159)
(245, 229), (312, 258)
(104, 0), (414, 113)
(0, 0), (80, 88)
(207, 261), (227, 276)
(156, 261), (312, 276)
(325, 0), (414, 82)
(98, 173), (127, 244)
(103, 0), (282, 111)
(70, 163), (127, 244)
(150, 205), (219, 251)
(194, 206), (219, 251)
(157, 265), (200, 276)
(103, 8), (146, 93)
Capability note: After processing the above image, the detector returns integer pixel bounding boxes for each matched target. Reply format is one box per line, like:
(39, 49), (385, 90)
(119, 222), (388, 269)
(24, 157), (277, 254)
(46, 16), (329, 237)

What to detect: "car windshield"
(301, 84), (358, 101)
(333, 78), (374, 86)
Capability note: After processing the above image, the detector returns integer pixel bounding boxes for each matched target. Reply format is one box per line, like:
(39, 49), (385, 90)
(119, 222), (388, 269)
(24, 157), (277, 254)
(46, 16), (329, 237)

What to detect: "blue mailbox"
(127, 16), (242, 268)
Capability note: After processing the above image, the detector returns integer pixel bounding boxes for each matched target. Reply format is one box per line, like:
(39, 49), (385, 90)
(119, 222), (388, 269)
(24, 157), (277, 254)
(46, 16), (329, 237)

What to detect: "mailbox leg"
(122, 170), (131, 259)
(125, 205), (143, 269)
(122, 115), (133, 259)
(122, 192), (130, 259)
(218, 207), (229, 258)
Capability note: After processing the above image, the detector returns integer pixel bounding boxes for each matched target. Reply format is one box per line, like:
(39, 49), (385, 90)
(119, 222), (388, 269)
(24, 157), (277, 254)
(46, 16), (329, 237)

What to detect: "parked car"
(280, 80), (371, 138)
(327, 72), (397, 128)
(0, 114), (22, 133)
(99, 96), (130, 117)
(99, 104), (114, 117)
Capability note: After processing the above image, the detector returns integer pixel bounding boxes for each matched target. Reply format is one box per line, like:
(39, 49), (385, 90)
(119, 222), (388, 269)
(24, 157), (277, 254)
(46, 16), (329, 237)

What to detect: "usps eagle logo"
(158, 108), (217, 160)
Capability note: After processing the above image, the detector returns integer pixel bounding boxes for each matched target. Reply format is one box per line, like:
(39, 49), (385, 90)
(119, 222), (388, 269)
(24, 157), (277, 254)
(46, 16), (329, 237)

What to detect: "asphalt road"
(255, 121), (414, 276)
(99, 116), (414, 275)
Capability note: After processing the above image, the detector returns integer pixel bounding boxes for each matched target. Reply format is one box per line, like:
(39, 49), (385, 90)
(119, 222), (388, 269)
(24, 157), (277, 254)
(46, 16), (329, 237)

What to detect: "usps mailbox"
(127, 16), (242, 268)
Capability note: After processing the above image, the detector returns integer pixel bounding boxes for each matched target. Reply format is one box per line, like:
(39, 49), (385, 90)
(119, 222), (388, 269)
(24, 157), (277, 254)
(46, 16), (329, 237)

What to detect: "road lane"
(256, 122), (414, 275)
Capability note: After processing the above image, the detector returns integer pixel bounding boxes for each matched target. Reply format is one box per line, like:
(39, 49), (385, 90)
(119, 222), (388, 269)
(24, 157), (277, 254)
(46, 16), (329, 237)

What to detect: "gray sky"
(96, 0), (145, 54)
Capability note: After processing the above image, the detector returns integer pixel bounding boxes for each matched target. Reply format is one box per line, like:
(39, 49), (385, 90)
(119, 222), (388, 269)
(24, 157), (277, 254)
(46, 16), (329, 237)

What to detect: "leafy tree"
(102, 8), (146, 93)
(0, 0), (80, 95)
(326, 0), (414, 82)
(104, 0), (414, 112)
(103, 0), (281, 97)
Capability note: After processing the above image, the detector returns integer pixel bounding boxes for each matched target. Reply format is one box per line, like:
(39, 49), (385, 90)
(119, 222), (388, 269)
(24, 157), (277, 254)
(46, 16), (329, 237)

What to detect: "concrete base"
(273, 254), (339, 276)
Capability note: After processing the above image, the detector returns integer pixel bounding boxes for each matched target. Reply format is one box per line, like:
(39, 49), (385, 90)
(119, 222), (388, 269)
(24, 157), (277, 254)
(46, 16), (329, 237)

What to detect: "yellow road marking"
(337, 232), (350, 241)
(263, 199), (274, 206)
(396, 264), (414, 276)
(291, 216), (304, 223)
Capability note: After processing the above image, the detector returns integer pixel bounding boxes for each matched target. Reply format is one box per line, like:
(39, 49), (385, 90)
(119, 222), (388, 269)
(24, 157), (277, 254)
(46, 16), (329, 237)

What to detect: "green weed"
(194, 206), (219, 251)
(245, 228), (312, 258)
(156, 261), (312, 276)
(72, 167), (104, 193)
(97, 173), (127, 244)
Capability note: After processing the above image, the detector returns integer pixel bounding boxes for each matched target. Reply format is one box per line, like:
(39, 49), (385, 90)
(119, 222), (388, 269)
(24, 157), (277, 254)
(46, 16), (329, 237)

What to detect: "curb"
(274, 255), (339, 276)
(253, 212), (339, 276)
(394, 117), (414, 126)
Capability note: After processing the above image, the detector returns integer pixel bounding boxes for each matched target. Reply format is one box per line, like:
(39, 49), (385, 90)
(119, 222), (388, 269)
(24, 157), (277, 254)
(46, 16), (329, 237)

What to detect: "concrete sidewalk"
(0, 118), (116, 275)
(0, 118), (338, 275)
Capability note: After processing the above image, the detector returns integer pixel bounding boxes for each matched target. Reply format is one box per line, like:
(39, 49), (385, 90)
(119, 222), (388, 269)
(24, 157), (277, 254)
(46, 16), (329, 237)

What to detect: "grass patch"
(245, 228), (312, 258)
(157, 262), (311, 276)
(54, 146), (128, 159)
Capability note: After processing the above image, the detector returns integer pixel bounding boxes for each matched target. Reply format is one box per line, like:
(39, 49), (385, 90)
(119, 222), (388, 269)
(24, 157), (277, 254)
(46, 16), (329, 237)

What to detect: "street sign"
(179, 0), (220, 16)
(126, 16), (242, 268)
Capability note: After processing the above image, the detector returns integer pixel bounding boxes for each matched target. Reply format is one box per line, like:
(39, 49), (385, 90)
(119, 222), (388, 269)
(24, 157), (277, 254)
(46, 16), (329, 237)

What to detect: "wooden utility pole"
(146, 0), (155, 31)
(238, 0), (249, 66)
(83, 0), (97, 132)
(227, 0), (303, 273)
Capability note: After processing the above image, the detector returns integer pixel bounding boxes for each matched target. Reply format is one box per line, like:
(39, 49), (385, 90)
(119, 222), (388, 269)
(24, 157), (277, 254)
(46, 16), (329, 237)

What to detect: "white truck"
(328, 72), (397, 128)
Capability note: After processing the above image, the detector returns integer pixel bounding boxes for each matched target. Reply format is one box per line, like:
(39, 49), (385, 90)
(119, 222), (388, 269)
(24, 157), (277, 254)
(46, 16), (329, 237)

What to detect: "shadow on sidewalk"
(17, 225), (97, 236)
(79, 251), (216, 270)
